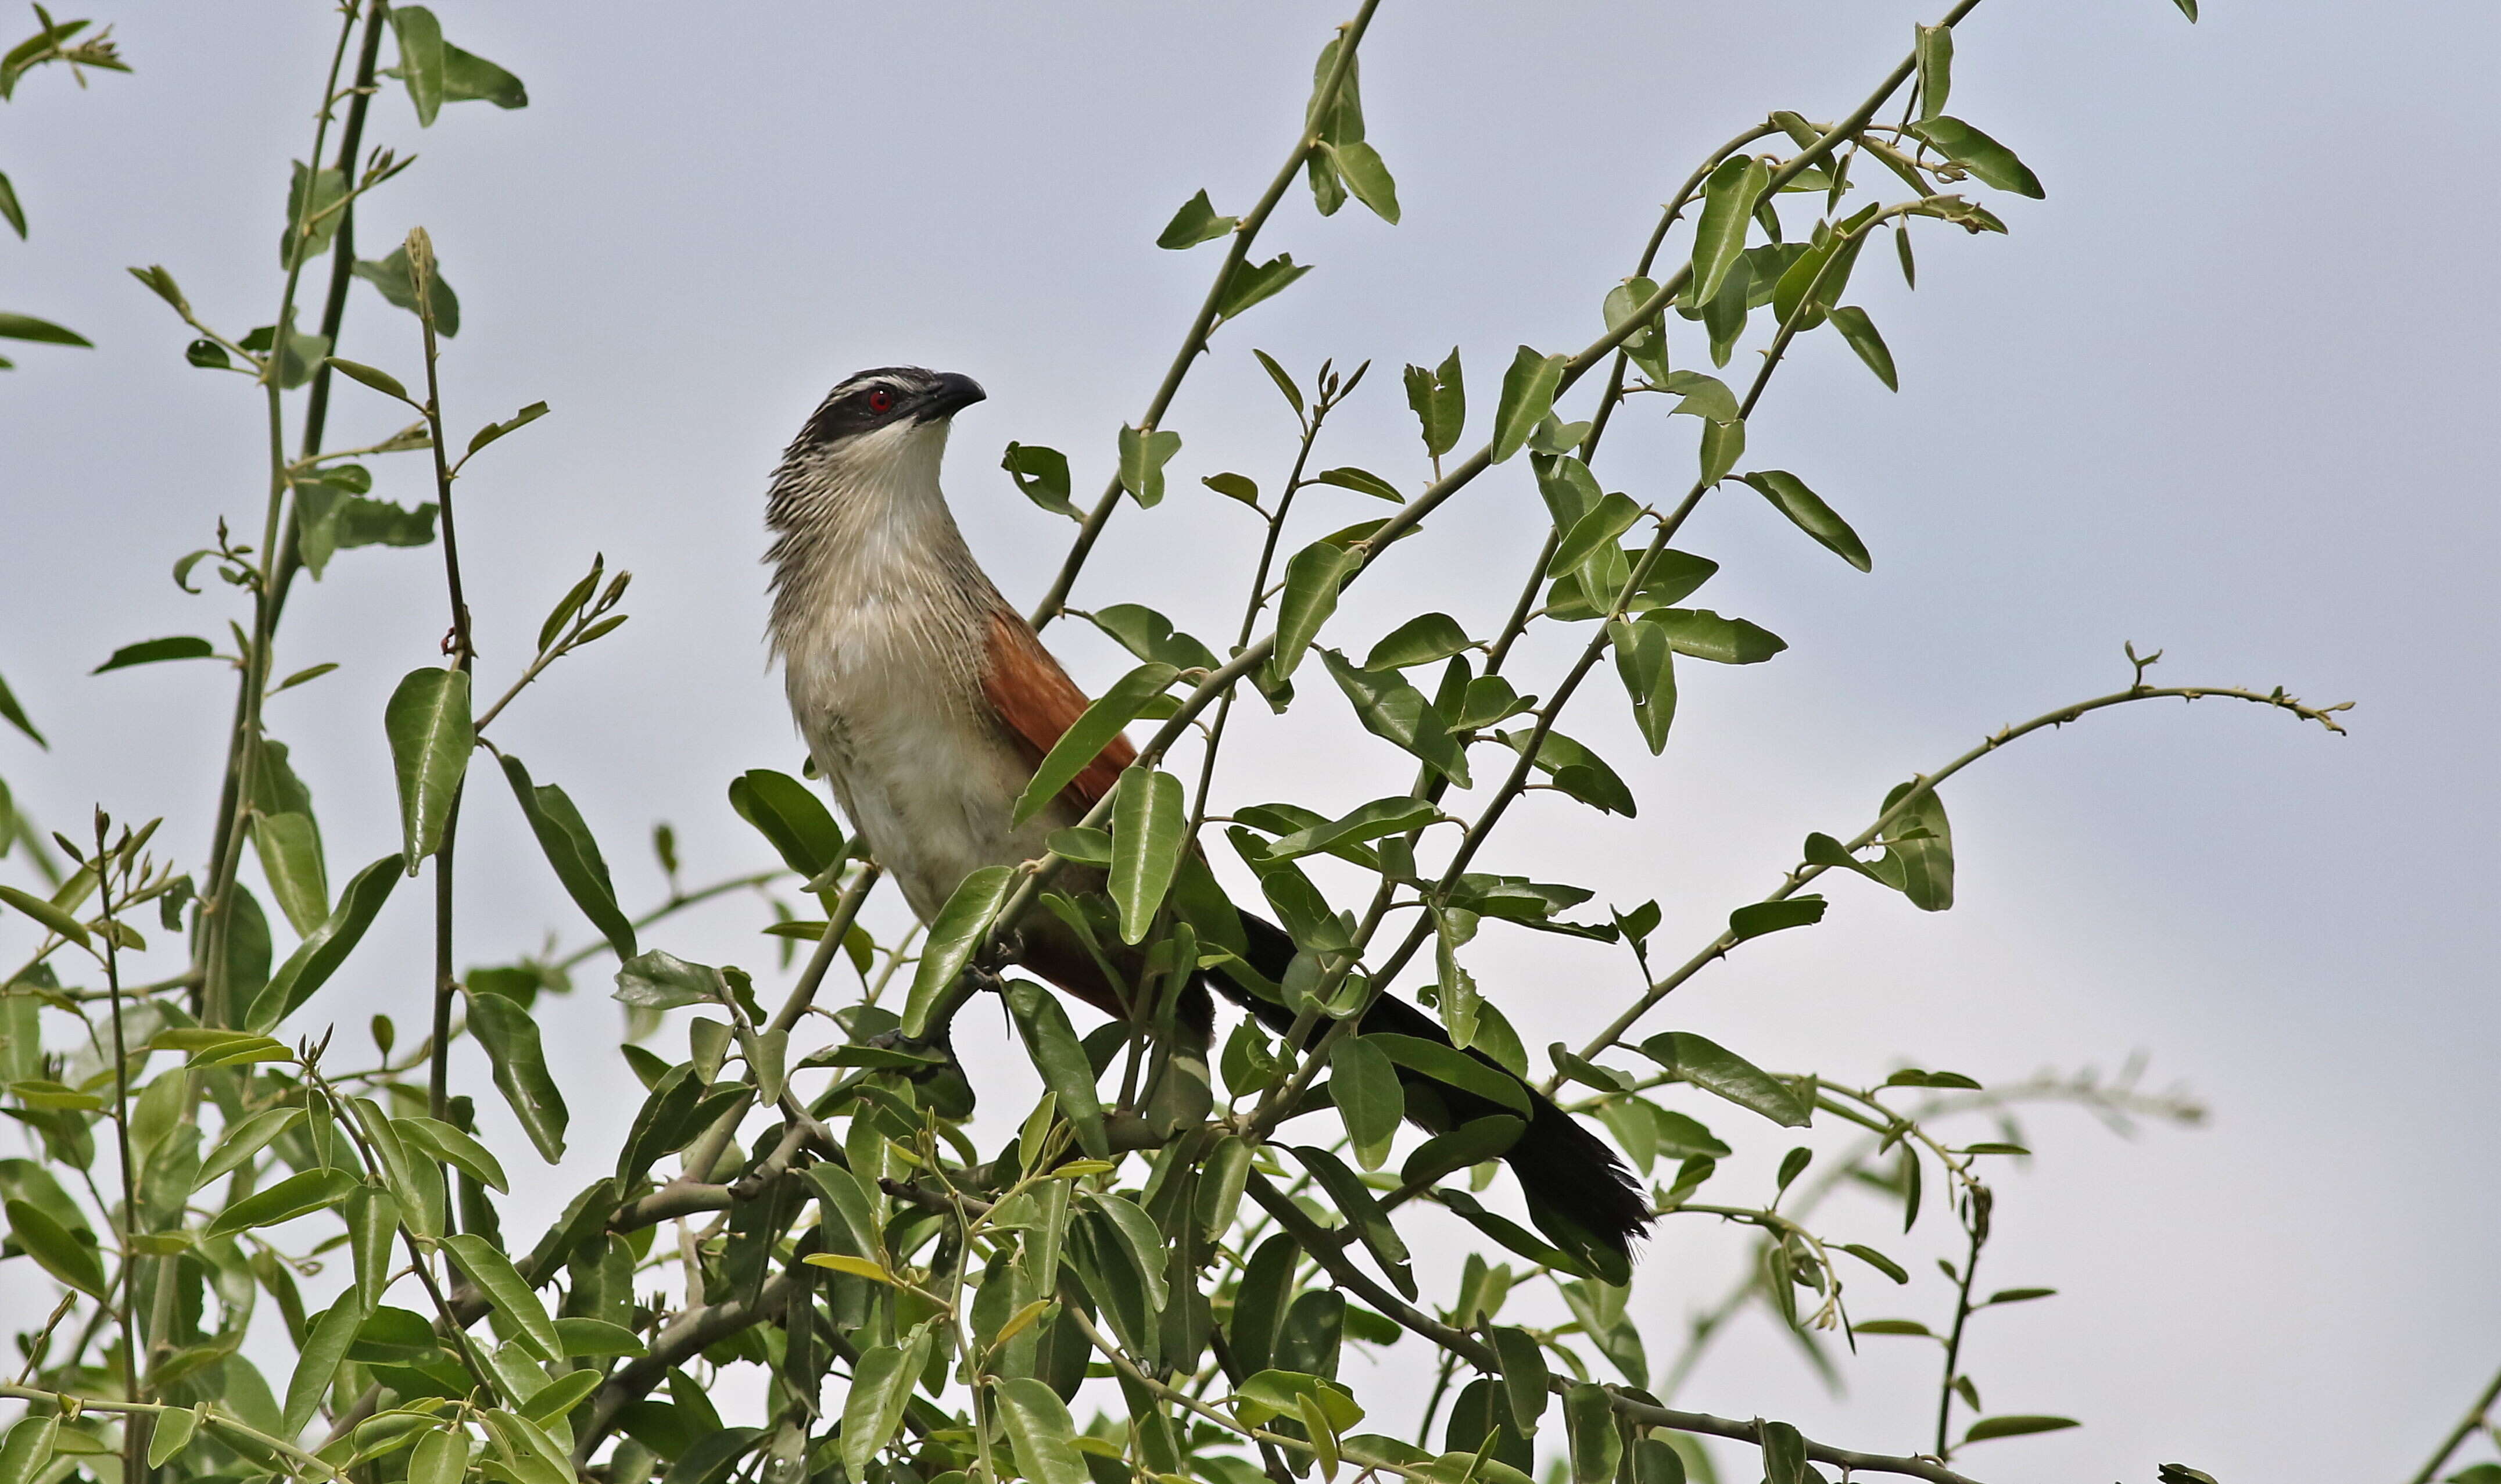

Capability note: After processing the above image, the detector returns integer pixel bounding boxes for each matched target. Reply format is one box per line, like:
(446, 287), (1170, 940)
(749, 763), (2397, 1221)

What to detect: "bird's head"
(790, 365), (986, 458)
(768, 367), (988, 543)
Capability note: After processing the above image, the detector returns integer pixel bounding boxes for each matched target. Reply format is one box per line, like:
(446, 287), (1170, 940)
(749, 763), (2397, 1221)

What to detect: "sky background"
(5, 2), (2499, 1481)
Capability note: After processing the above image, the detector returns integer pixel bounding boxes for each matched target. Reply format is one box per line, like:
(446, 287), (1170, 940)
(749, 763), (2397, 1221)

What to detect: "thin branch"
(1029, 0), (1384, 629)
(2408, 1361), (2501, 1484)
(1240, 1173), (1986, 1484)
(1569, 676), (2350, 1071)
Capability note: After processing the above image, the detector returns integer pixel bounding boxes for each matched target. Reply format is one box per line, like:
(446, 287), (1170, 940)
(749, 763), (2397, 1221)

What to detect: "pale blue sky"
(5, 2), (2498, 1479)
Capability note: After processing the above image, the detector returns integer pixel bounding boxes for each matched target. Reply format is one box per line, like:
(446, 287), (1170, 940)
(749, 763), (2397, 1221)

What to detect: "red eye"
(866, 389), (895, 414)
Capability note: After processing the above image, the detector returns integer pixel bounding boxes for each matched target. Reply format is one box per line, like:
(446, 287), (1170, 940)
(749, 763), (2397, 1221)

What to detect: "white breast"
(766, 419), (1069, 922)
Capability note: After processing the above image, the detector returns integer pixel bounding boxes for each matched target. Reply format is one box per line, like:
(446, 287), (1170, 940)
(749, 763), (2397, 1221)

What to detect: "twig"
(1029, 0), (1383, 629)
(2407, 1361), (2501, 1484)
(1240, 1173), (1986, 1484)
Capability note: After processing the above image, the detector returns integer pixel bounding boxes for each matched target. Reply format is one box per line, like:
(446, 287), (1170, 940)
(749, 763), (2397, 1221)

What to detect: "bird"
(762, 364), (1651, 1270)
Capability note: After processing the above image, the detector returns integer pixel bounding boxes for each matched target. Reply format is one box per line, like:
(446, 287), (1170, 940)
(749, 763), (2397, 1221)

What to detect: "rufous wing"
(980, 607), (1137, 815)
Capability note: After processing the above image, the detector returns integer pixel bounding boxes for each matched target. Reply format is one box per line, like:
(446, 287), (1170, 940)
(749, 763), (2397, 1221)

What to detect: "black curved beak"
(915, 371), (987, 422)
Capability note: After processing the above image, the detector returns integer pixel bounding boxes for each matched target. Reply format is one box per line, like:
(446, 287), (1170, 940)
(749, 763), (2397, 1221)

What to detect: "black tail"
(1217, 912), (1651, 1272)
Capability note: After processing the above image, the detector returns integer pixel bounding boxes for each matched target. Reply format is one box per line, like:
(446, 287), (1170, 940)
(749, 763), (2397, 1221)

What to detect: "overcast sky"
(5, 2), (2499, 1481)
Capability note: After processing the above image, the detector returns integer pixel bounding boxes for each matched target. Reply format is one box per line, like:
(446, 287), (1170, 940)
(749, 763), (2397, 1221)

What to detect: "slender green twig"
(1029, 0), (1383, 630)
(1933, 1185), (1991, 1458)
(407, 228), (471, 1127)
(196, 0), (364, 1034)
(2407, 1362), (2501, 1484)
(89, 817), (145, 1484)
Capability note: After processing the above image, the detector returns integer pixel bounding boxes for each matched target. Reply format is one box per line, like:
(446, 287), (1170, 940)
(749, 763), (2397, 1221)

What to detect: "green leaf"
(2167, 0), (2199, 17)
(1435, 1187), (1590, 1277)
(997, 1377), (1092, 1484)
(551, 1316), (646, 1357)
(1644, 608), (1786, 665)
(612, 949), (719, 1011)
(145, 1409), (199, 1469)
(194, 1106), (303, 1190)
(902, 865), (1015, 1037)
(1827, 306), (1897, 390)
(346, 1184), (398, 1310)
(1403, 347), (1464, 460)
(1086, 604), (1220, 673)
(445, 1232), (561, 1360)
(1636, 1031), (1810, 1127)
(499, 754), (636, 960)
(1490, 346), (1568, 464)
(1656, 370), (1740, 425)
(0, 311), (88, 347)
(841, 1328), (934, 1479)
(0, 883), (88, 947)
(1963, 1416), (2080, 1443)
(1331, 1037), (1403, 1170)
(279, 162), (349, 268)
(0, 170), (20, 240)
(385, 668), (473, 869)
(1877, 781), (1954, 912)
(1915, 23), (1953, 122)
(1906, 116), (2045, 198)
(1701, 257), (1751, 368)
(1490, 1327), (1550, 1435)
(1290, 1145), (1416, 1298)
(1851, 1318), (1932, 1336)
(727, 768), (844, 879)
(466, 400), (547, 456)
(1365, 1033), (1528, 1116)
(1563, 1383), (1620, 1484)
(0, 1417), (59, 1484)
(1005, 979), (1108, 1159)
(1157, 189), (1237, 249)
(94, 635), (214, 673)
(1321, 651), (1469, 787)
(1314, 465), (1403, 503)
(1267, 796), (1435, 862)
(1608, 619), (1677, 754)
(465, 986), (569, 1162)
(0, 669), (42, 746)
(1497, 729), (1636, 818)
(1690, 155), (1771, 305)
(1399, 1116), (1521, 1191)
(1253, 349), (1304, 415)
(5, 1196), (106, 1296)
(1118, 424), (1183, 507)
(252, 810), (330, 937)
(1217, 254), (1312, 322)
(284, 1294), (368, 1435)
(1758, 1421), (1806, 1484)
(391, 6), (446, 126)
(1269, 542), (1354, 685)
(248, 852), (405, 1030)
(396, 1114), (509, 1193)
(1696, 415), (1744, 486)
(1364, 613), (1473, 672)
(1549, 492), (1643, 577)
(1004, 442), (1080, 519)
(1728, 896), (1825, 942)
(1203, 471), (1260, 506)
(1234, 1372), (1363, 1432)
(1109, 766), (1187, 944)
(442, 43), (527, 107)
(1329, 139), (1400, 223)
(203, 1167), (359, 1239)
(1604, 277), (1670, 381)
(1013, 661), (1176, 825)
(325, 356), (413, 404)
(1741, 471), (1871, 571)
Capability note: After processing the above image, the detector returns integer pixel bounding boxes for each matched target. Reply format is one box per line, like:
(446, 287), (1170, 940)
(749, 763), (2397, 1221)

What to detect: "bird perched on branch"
(763, 364), (1650, 1270)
